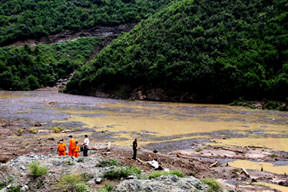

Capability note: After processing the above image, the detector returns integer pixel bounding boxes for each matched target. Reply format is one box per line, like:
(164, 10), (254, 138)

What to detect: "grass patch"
(77, 158), (84, 163)
(96, 159), (121, 167)
(195, 147), (202, 152)
(231, 168), (241, 174)
(202, 178), (222, 192)
(17, 128), (23, 136)
(28, 161), (48, 178)
(270, 154), (277, 158)
(57, 174), (89, 192)
(0, 182), (6, 190)
(52, 127), (64, 133)
(28, 128), (39, 134)
(103, 166), (141, 180)
(8, 177), (14, 183)
(100, 183), (114, 192)
(7, 186), (21, 192)
(148, 170), (184, 179)
(67, 160), (75, 166)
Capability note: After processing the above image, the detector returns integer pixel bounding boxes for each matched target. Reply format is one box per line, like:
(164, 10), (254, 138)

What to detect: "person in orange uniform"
(74, 141), (80, 158)
(68, 135), (76, 156)
(57, 139), (67, 156)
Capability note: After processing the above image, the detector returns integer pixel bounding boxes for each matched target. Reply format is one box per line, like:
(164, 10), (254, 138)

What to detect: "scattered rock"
(20, 165), (26, 170)
(87, 180), (95, 186)
(34, 122), (42, 127)
(127, 175), (137, 180)
(20, 185), (29, 191)
(95, 178), (102, 184)
(114, 175), (208, 192)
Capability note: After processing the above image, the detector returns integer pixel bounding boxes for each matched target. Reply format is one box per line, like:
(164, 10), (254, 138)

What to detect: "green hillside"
(0, 0), (169, 46)
(65, 0), (288, 102)
(0, 37), (102, 90)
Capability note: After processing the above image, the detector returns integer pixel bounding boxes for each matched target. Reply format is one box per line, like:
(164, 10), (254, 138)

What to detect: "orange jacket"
(58, 143), (67, 152)
(69, 138), (76, 150)
(75, 145), (80, 153)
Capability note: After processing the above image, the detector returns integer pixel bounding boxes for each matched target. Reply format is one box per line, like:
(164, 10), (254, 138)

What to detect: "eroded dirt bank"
(4, 24), (135, 47)
(0, 90), (288, 191)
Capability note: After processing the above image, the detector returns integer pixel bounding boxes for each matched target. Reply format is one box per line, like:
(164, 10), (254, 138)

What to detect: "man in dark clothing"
(132, 138), (138, 160)
(82, 135), (89, 157)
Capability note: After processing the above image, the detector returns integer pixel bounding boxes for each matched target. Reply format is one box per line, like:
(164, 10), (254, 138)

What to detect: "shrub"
(28, 161), (48, 178)
(100, 184), (114, 192)
(96, 159), (122, 167)
(28, 128), (38, 134)
(0, 182), (6, 190)
(57, 174), (89, 192)
(77, 158), (84, 163)
(17, 128), (23, 136)
(67, 160), (75, 166)
(7, 186), (21, 192)
(148, 170), (184, 179)
(202, 178), (222, 192)
(52, 127), (63, 133)
(103, 166), (141, 180)
(75, 183), (89, 192)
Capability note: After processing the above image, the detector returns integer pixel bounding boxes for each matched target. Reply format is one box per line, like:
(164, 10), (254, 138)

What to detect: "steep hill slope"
(0, 0), (170, 46)
(65, 0), (288, 102)
(0, 37), (103, 90)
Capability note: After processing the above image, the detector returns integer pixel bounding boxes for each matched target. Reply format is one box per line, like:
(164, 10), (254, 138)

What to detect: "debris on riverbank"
(1, 147), (286, 192)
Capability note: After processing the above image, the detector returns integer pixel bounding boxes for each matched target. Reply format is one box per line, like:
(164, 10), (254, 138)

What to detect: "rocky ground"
(0, 152), (209, 192)
(1, 141), (287, 191)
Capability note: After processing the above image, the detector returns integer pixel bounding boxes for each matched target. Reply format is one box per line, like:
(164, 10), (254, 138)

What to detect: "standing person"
(82, 135), (89, 156)
(74, 141), (80, 158)
(57, 139), (67, 156)
(132, 138), (138, 160)
(68, 135), (76, 157)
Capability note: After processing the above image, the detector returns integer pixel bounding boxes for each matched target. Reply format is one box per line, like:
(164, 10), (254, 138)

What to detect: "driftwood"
(241, 168), (250, 178)
(209, 161), (218, 168)
(212, 146), (244, 153)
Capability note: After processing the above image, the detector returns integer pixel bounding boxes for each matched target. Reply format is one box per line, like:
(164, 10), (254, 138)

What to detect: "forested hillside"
(0, 37), (102, 90)
(0, 0), (169, 46)
(66, 0), (288, 102)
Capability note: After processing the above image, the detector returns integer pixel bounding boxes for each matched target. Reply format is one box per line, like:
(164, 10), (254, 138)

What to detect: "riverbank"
(1, 90), (288, 191)
(0, 143), (288, 192)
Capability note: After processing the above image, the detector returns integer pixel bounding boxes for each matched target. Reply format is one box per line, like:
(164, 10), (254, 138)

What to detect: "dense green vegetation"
(66, 0), (288, 102)
(0, 37), (102, 90)
(0, 0), (170, 46)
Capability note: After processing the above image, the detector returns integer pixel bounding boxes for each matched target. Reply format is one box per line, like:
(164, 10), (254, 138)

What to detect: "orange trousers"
(69, 148), (75, 156)
(74, 152), (80, 157)
(58, 151), (66, 156)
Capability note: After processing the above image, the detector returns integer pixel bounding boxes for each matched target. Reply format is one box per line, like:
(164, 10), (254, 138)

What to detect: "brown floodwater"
(1, 90), (288, 151)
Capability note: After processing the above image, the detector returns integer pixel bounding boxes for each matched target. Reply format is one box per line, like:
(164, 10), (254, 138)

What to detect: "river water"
(1, 90), (288, 152)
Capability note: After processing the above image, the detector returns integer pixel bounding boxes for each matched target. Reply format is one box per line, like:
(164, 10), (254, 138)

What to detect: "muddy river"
(1, 90), (288, 152)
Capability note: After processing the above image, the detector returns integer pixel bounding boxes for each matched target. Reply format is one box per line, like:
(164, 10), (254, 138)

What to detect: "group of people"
(57, 135), (89, 157)
(57, 134), (139, 160)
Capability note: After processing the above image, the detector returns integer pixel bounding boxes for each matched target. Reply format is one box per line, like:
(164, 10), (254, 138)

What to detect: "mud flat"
(1, 90), (288, 191)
